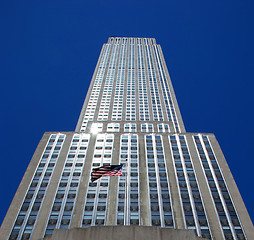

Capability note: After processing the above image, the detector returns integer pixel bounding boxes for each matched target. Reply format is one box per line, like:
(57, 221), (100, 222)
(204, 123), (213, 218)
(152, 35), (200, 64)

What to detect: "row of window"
(194, 135), (246, 240)
(81, 44), (112, 131)
(13, 133), (245, 240)
(145, 135), (174, 227)
(137, 45), (150, 121)
(80, 40), (181, 131)
(10, 134), (66, 240)
(82, 134), (114, 227)
(169, 135), (212, 239)
(112, 44), (127, 120)
(44, 134), (90, 237)
(108, 37), (156, 45)
(153, 45), (179, 132)
(126, 43), (136, 121)
(145, 45), (164, 121)
(117, 135), (140, 225)
(90, 122), (170, 133)
(97, 44), (119, 121)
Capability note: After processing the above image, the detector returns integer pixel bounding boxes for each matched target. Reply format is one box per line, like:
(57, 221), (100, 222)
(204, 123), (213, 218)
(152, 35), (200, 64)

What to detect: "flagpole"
(125, 157), (128, 225)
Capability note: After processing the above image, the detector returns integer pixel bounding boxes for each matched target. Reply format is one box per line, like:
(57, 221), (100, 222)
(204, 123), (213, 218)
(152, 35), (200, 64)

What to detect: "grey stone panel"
(43, 226), (207, 240)
(138, 135), (150, 226)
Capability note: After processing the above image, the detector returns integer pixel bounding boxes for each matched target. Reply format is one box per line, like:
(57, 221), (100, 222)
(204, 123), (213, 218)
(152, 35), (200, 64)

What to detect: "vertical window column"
(153, 45), (179, 132)
(97, 44), (119, 121)
(81, 44), (111, 131)
(116, 134), (140, 225)
(144, 45), (164, 121)
(81, 134), (114, 227)
(10, 134), (66, 240)
(44, 134), (90, 237)
(194, 135), (246, 240)
(169, 135), (200, 236)
(169, 135), (194, 230)
(145, 135), (174, 228)
(111, 43), (126, 121)
(125, 40), (136, 121)
(137, 44), (150, 121)
(171, 135), (212, 239)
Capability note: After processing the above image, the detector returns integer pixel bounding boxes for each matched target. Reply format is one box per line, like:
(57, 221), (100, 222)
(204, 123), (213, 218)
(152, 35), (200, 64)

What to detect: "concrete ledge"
(43, 226), (207, 240)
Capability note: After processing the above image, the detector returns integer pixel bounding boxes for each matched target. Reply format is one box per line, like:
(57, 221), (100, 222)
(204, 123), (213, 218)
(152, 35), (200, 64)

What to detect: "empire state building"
(1, 37), (253, 240)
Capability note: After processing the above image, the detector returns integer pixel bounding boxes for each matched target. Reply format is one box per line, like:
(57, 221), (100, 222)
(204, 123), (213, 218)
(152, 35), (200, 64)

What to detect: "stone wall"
(43, 226), (207, 240)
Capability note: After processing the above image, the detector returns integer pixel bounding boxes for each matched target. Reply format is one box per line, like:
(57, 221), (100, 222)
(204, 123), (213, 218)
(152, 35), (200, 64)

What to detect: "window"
(44, 134), (89, 236)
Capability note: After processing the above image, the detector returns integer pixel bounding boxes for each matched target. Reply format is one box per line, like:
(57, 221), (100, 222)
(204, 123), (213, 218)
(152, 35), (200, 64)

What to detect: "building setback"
(1, 37), (253, 240)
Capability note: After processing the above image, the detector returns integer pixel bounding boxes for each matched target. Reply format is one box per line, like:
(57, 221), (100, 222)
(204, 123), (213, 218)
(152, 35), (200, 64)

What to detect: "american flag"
(91, 164), (123, 182)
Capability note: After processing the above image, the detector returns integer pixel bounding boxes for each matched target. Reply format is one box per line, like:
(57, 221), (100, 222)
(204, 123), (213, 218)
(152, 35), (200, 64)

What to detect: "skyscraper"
(1, 37), (253, 240)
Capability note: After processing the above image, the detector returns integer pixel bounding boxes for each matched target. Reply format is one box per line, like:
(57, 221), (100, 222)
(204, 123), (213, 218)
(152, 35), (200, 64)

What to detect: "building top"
(76, 36), (185, 133)
(107, 36), (157, 44)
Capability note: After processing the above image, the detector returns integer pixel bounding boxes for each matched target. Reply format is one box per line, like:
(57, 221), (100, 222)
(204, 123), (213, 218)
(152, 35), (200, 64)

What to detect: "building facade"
(1, 37), (253, 240)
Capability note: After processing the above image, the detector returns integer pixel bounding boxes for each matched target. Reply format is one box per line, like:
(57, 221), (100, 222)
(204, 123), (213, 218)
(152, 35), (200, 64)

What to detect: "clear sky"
(1, 0), (254, 226)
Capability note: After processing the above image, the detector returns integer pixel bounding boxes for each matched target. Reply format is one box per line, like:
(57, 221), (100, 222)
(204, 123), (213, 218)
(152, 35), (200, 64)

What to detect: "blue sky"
(1, 0), (254, 225)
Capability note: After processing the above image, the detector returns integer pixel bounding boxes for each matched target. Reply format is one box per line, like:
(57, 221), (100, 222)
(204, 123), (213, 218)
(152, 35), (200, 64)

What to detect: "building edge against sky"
(0, 37), (253, 240)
